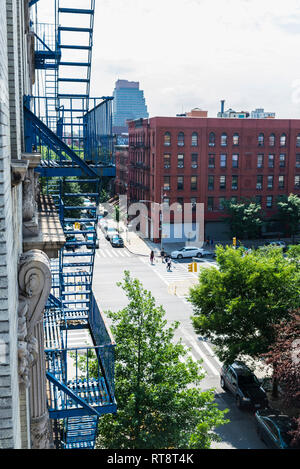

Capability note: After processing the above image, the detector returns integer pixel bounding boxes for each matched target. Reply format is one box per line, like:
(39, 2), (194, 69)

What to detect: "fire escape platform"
(23, 195), (66, 258)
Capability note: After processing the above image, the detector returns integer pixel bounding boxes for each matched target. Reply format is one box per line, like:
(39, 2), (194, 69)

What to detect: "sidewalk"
(121, 229), (188, 258)
(121, 229), (151, 257)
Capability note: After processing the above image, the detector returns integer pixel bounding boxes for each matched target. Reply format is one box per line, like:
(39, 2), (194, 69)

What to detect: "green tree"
(277, 194), (300, 241)
(99, 187), (110, 203)
(114, 205), (120, 223)
(189, 246), (300, 370)
(95, 272), (228, 449)
(61, 178), (84, 219)
(223, 199), (263, 239)
(286, 245), (300, 270)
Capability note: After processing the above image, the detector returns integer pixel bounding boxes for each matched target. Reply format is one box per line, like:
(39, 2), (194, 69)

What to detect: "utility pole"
(160, 186), (164, 252)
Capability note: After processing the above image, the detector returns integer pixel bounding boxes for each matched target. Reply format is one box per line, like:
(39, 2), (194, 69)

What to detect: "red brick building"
(127, 116), (300, 242)
(114, 143), (129, 195)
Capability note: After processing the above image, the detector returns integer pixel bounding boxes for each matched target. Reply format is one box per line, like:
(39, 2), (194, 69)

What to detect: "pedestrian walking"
(164, 255), (172, 271)
(150, 250), (155, 265)
(160, 248), (165, 262)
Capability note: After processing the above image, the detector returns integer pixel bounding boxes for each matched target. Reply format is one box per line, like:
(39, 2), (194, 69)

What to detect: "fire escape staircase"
(30, 0), (116, 449)
(24, 106), (98, 178)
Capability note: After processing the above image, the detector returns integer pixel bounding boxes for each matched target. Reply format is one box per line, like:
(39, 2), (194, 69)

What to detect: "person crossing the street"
(150, 250), (155, 265)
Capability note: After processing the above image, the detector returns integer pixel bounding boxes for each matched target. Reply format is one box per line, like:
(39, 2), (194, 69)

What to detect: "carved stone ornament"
(31, 414), (54, 450)
(17, 250), (51, 386)
(11, 159), (29, 187)
(22, 153), (41, 238)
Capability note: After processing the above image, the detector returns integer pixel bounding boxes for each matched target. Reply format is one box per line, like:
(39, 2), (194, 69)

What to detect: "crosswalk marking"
(202, 341), (223, 367)
(140, 257), (196, 286)
(96, 248), (133, 259)
(180, 327), (220, 376)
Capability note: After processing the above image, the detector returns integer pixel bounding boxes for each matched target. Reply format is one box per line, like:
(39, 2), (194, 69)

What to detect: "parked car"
(110, 235), (124, 248)
(267, 241), (287, 251)
(80, 221), (94, 236)
(255, 409), (299, 449)
(100, 219), (108, 232)
(106, 227), (119, 241)
(64, 223), (73, 232)
(220, 361), (268, 410)
(171, 246), (212, 259)
(65, 235), (77, 252)
(85, 232), (99, 249)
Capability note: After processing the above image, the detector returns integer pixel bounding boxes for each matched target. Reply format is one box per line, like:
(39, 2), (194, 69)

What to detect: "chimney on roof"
(221, 100), (225, 115)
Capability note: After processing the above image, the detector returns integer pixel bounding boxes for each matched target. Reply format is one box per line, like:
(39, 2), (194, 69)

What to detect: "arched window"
(164, 132), (171, 146)
(209, 132), (216, 147)
(297, 133), (300, 147)
(191, 132), (198, 147)
(178, 132), (185, 147)
(280, 133), (287, 147)
(221, 133), (228, 146)
(258, 133), (264, 146)
(269, 134), (275, 146)
(233, 133), (239, 146)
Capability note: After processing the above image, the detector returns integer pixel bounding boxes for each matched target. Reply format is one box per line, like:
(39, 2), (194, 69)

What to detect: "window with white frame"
(191, 132), (198, 147)
(177, 154), (184, 168)
(178, 132), (185, 147)
(221, 133), (228, 147)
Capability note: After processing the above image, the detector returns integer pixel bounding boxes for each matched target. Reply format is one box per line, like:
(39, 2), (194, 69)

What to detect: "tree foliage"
(263, 311), (300, 445)
(61, 178), (84, 219)
(277, 194), (300, 239)
(95, 272), (228, 449)
(189, 246), (300, 364)
(223, 199), (263, 239)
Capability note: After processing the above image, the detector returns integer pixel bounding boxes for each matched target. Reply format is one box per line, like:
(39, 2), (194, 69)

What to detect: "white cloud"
(36, 0), (300, 118)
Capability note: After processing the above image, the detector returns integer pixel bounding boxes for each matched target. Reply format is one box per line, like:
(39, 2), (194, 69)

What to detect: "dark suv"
(220, 361), (268, 410)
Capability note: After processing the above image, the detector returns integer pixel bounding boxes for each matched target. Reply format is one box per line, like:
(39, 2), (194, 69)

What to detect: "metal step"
(58, 8), (94, 14)
(58, 26), (92, 33)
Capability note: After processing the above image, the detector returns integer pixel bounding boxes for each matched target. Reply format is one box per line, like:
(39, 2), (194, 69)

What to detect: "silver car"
(171, 246), (211, 259)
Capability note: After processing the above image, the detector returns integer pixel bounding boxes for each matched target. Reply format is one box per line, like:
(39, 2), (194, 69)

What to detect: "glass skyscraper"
(112, 79), (149, 132)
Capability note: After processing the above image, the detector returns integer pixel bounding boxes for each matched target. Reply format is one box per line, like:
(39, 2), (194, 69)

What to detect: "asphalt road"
(91, 229), (266, 450)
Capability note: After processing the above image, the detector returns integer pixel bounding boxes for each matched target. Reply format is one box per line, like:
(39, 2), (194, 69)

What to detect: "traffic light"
(188, 262), (198, 273)
(233, 237), (237, 247)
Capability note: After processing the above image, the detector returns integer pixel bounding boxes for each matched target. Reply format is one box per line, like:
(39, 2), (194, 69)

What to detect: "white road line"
(123, 250), (131, 257)
(202, 341), (223, 367)
(105, 250), (113, 258)
(180, 327), (219, 376)
(117, 251), (125, 257)
(110, 250), (119, 257)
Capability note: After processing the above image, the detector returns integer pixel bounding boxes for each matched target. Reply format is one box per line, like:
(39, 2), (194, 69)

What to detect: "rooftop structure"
(251, 108), (276, 119)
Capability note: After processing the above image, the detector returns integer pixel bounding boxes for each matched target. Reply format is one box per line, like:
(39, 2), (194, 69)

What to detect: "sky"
(37, 0), (300, 118)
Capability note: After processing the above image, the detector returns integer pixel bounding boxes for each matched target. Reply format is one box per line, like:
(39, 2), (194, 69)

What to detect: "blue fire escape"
(26, 0), (117, 449)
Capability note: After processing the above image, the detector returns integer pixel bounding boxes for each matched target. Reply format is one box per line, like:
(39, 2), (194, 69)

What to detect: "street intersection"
(90, 229), (266, 449)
